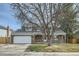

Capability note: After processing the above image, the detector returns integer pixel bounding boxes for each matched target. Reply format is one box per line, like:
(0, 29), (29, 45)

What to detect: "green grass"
(25, 44), (79, 52)
(26, 44), (48, 52)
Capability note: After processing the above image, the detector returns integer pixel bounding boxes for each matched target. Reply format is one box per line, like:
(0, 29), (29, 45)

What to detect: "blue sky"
(0, 3), (21, 31)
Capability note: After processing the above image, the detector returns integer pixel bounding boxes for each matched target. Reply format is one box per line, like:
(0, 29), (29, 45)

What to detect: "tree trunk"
(48, 40), (51, 46)
(47, 35), (51, 46)
(45, 26), (52, 46)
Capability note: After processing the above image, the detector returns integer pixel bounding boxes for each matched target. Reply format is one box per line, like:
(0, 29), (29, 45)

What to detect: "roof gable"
(54, 30), (66, 35)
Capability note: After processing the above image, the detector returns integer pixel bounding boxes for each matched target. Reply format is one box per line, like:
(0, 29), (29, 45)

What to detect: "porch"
(32, 34), (66, 44)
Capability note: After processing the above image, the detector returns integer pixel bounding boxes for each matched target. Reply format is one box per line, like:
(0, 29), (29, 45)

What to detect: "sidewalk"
(23, 52), (79, 56)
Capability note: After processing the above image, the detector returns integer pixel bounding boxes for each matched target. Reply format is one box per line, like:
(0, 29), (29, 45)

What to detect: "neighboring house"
(0, 25), (12, 44)
(11, 21), (66, 44)
(0, 25), (12, 37)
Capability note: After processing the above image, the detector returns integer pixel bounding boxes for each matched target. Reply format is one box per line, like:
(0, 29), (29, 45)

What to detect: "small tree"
(59, 4), (79, 40)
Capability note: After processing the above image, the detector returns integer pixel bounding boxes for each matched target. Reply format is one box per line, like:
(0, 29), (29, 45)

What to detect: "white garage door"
(13, 36), (31, 44)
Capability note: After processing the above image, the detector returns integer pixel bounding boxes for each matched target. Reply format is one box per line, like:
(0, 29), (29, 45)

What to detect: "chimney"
(7, 26), (9, 37)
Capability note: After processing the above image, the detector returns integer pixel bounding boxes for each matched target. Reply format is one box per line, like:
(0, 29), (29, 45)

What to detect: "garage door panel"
(13, 36), (31, 44)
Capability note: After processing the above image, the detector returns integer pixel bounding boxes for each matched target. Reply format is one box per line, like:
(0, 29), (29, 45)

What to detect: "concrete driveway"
(0, 44), (30, 56)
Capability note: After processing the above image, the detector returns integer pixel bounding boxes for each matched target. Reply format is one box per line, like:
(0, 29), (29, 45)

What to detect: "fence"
(0, 37), (11, 44)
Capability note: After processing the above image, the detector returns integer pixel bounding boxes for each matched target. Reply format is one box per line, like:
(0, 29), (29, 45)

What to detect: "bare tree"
(11, 3), (57, 46)
(11, 3), (78, 46)
(59, 4), (79, 40)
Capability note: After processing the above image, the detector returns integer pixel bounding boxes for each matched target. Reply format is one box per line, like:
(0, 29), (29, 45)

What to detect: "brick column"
(32, 35), (35, 44)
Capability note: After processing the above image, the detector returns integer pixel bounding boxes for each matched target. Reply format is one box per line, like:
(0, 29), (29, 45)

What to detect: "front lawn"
(25, 44), (79, 52)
